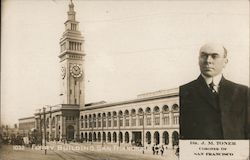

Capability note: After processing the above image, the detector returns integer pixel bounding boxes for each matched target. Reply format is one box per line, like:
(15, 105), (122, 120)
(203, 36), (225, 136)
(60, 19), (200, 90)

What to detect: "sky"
(1, 0), (249, 126)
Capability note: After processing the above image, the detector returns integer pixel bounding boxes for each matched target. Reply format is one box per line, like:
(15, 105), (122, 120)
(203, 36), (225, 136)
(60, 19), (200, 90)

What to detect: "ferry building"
(19, 0), (179, 148)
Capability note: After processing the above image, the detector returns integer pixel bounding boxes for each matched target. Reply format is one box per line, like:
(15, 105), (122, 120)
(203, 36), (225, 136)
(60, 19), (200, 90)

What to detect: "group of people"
(152, 144), (166, 156)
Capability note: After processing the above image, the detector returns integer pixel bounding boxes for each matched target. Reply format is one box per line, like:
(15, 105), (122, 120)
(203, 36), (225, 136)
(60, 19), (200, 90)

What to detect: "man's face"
(199, 43), (228, 77)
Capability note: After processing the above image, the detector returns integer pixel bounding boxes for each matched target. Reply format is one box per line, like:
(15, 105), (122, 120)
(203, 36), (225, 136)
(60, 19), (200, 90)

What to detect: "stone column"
(169, 112), (173, 127)
(75, 116), (79, 141)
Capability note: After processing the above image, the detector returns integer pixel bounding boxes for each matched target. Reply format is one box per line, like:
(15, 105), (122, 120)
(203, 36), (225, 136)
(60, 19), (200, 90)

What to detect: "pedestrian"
(155, 145), (159, 155)
(160, 145), (164, 156)
(152, 144), (155, 155)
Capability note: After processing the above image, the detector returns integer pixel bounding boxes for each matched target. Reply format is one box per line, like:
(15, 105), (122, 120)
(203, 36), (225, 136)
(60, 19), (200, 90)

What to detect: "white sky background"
(1, 0), (249, 126)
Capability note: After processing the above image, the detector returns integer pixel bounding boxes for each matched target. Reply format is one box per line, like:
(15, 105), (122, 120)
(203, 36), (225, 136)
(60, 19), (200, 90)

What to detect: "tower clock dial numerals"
(70, 64), (82, 78)
(61, 66), (66, 79)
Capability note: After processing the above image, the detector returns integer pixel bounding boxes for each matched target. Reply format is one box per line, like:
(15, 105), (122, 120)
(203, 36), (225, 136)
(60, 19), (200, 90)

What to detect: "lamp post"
(38, 109), (42, 147)
(91, 116), (93, 145)
(142, 112), (145, 154)
(118, 115), (120, 147)
(43, 107), (47, 155)
(101, 115), (104, 147)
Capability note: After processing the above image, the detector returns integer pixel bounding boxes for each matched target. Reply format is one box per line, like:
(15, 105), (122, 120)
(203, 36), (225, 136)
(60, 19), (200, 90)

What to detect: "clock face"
(61, 66), (66, 79)
(70, 64), (82, 78)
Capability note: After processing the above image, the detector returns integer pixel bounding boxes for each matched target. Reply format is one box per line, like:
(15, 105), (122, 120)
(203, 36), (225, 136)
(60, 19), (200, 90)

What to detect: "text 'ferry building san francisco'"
(19, 1), (180, 148)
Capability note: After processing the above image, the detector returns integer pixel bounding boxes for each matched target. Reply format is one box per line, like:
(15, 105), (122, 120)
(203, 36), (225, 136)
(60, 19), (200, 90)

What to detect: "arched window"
(103, 132), (106, 142)
(119, 132), (123, 143)
(172, 104), (179, 112)
(154, 131), (160, 145)
(162, 105), (170, 125)
(98, 132), (101, 142)
(172, 131), (179, 147)
(85, 115), (88, 128)
(125, 132), (129, 143)
(85, 132), (88, 142)
(102, 113), (106, 127)
(113, 111), (117, 127)
(93, 114), (96, 128)
(172, 104), (179, 125)
(154, 106), (160, 125)
(146, 132), (151, 144)
(113, 132), (117, 143)
(118, 111), (123, 127)
(89, 115), (92, 128)
(131, 109), (136, 126)
(107, 112), (112, 127)
(124, 110), (129, 126)
(108, 132), (111, 142)
(162, 131), (169, 145)
(93, 132), (97, 142)
(145, 107), (151, 126)
(97, 113), (101, 127)
(89, 132), (92, 142)
(138, 108), (144, 126)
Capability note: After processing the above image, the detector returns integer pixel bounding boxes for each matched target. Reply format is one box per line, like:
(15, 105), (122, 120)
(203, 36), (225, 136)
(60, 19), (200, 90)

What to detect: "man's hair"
(223, 46), (227, 58)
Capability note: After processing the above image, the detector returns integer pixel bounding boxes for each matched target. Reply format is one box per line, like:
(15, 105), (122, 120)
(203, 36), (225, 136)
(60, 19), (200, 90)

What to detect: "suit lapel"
(218, 77), (234, 112)
(196, 75), (218, 110)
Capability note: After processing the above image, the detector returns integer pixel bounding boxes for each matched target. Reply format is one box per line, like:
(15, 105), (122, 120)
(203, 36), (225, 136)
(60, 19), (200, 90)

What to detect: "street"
(0, 142), (179, 160)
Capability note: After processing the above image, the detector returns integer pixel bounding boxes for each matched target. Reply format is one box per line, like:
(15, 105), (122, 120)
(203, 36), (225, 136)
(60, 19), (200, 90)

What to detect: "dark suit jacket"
(180, 75), (249, 139)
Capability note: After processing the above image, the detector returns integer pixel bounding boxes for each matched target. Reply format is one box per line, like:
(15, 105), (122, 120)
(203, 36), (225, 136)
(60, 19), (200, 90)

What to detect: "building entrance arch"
(172, 131), (179, 147)
(163, 131), (169, 145)
(146, 132), (151, 144)
(66, 125), (74, 141)
(154, 131), (160, 145)
(125, 132), (129, 143)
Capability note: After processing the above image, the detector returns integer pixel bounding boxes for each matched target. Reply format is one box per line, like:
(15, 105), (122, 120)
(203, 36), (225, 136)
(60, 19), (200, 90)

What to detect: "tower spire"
(68, 0), (75, 21)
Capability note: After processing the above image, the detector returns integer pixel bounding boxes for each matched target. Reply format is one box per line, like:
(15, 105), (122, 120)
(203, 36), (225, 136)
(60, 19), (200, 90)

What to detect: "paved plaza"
(0, 142), (179, 160)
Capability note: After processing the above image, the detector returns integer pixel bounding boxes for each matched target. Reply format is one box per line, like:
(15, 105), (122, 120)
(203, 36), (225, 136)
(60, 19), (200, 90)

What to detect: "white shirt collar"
(201, 73), (222, 86)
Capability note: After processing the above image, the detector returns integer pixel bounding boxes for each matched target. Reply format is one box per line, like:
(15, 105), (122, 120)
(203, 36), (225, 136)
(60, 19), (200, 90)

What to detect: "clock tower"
(59, 0), (85, 108)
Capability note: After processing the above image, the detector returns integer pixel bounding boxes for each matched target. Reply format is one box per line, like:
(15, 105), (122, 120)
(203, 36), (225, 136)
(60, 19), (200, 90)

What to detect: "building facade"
(19, 0), (179, 147)
(18, 116), (35, 136)
(79, 89), (179, 148)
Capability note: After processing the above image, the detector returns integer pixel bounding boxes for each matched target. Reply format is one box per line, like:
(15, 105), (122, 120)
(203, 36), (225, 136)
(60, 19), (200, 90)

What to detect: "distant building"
(18, 116), (35, 136)
(2, 124), (19, 139)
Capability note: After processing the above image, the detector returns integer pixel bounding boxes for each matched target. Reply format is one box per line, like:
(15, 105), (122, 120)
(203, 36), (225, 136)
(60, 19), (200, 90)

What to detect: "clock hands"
(70, 64), (82, 78)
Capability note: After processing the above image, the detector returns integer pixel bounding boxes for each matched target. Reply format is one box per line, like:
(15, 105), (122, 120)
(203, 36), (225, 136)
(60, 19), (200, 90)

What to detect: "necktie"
(209, 82), (217, 93)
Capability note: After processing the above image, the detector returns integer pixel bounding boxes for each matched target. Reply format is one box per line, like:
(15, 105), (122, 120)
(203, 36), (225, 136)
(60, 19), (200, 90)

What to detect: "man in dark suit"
(180, 43), (249, 139)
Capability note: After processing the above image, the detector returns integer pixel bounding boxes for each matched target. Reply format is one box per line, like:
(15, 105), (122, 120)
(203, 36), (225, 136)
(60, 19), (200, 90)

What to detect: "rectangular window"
(89, 120), (92, 128)
(108, 119), (111, 127)
(93, 119), (96, 128)
(85, 121), (88, 128)
(103, 119), (106, 127)
(125, 117), (129, 126)
(162, 116), (169, 125)
(98, 119), (101, 127)
(174, 116), (179, 125)
(119, 118), (123, 127)
(113, 118), (117, 127)
(139, 117), (143, 126)
(146, 116), (151, 126)
(70, 89), (72, 94)
(131, 117), (136, 126)
(154, 116), (160, 125)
